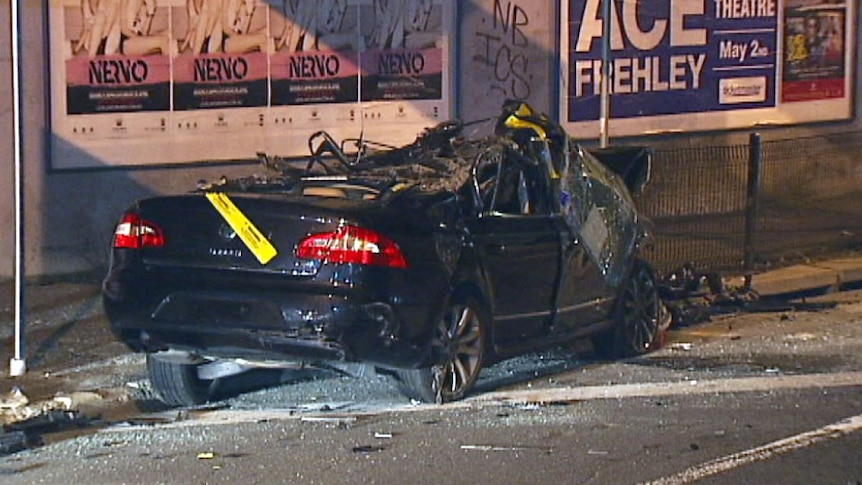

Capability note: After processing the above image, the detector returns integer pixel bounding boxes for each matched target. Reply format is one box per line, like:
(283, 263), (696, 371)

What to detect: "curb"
(749, 257), (862, 298)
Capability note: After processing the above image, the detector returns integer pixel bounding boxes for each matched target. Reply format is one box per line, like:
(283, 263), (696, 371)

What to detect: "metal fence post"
(743, 133), (762, 290)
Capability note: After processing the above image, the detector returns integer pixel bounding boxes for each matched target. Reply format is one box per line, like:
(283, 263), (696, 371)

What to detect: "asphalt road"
(1, 290), (862, 484)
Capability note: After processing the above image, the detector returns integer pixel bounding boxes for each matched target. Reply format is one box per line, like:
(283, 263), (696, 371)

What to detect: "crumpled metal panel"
(557, 138), (637, 287)
(359, 137), (499, 197)
(356, 152), (475, 194)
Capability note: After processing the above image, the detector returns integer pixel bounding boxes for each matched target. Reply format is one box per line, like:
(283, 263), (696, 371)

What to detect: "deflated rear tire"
(396, 297), (487, 404)
(146, 354), (215, 407)
(593, 260), (663, 358)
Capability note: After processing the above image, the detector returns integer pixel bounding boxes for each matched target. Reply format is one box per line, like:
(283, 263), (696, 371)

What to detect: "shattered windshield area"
(558, 139), (637, 287)
(558, 138), (590, 233)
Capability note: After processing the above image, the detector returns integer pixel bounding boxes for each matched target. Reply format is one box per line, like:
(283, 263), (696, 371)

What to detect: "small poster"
(781, 0), (847, 103)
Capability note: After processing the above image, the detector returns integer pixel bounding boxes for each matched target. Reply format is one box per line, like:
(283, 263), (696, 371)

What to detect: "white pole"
(9, 0), (26, 377)
(598, 0), (611, 148)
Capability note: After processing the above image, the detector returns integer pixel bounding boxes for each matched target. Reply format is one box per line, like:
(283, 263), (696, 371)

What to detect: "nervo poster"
(360, 0), (444, 101)
(49, 0), (454, 168)
(269, 0), (361, 106)
(171, 0), (269, 110)
(64, 0), (172, 114)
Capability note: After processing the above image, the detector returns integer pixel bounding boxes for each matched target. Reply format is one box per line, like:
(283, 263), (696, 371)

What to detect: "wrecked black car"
(102, 102), (666, 406)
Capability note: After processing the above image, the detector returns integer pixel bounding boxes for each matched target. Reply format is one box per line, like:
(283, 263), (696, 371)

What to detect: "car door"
(550, 140), (618, 331)
(467, 148), (561, 344)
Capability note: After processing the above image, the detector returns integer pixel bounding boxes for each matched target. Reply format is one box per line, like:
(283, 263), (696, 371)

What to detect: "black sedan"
(103, 102), (667, 406)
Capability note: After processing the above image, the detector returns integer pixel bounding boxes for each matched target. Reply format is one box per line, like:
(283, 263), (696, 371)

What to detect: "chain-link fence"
(636, 131), (862, 276)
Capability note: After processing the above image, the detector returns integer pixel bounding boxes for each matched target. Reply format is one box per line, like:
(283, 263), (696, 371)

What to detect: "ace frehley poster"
(560, 0), (855, 138)
(49, 0), (452, 168)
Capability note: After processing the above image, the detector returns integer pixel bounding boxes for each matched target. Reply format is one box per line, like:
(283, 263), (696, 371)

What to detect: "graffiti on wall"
(473, 0), (533, 100)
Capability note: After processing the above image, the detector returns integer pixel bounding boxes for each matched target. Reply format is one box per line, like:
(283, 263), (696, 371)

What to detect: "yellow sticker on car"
(205, 192), (277, 265)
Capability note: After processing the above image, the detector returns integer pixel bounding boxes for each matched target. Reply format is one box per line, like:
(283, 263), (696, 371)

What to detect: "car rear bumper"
(104, 289), (437, 370)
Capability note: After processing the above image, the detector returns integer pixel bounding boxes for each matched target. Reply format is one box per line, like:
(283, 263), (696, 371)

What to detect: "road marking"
(104, 372), (862, 432)
(638, 413), (862, 485)
(467, 371), (862, 404)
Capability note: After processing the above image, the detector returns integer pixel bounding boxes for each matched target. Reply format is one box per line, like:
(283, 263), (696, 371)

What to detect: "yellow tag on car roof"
(205, 192), (278, 265)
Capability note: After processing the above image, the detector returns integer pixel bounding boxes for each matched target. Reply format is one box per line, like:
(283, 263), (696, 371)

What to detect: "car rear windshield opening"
(301, 183), (381, 201)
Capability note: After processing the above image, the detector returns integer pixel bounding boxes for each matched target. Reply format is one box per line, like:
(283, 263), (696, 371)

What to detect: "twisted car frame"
(103, 102), (667, 405)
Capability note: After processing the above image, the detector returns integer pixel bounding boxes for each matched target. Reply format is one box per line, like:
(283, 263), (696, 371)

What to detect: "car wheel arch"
(395, 291), (491, 403)
(593, 258), (664, 358)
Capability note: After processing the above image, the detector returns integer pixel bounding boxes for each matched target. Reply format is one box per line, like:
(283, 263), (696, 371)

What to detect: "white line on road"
(467, 371), (862, 405)
(105, 371), (862, 432)
(638, 413), (862, 485)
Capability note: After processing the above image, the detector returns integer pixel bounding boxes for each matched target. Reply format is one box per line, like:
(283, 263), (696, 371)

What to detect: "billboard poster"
(269, 0), (361, 106)
(171, 0), (269, 110)
(64, 0), (172, 114)
(360, 0), (445, 101)
(782, 0), (847, 103)
(560, 0), (855, 138)
(48, 0), (453, 169)
(568, 0), (777, 120)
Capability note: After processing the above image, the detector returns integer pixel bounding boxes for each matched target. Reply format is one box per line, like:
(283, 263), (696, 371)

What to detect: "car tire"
(396, 297), (487, 404)
(146, 354), (214, 407)
(593, 260), (663, 358)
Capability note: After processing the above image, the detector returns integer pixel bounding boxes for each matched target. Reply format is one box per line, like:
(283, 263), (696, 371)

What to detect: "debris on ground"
(0, 409), (93, 456)
(0, 387), (29, 410)
(1, 388), (102, 426)
(4, 409), (91, 436)
(658, 264), (838, 328)
(669, 342), (693, 352)
(0, 387), (98, 456)
(460, 444), (553, 454)
(0, 430), (27, 455)
(352, 444), (387, 453)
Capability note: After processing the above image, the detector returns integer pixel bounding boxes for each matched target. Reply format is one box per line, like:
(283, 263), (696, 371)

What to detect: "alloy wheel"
(430, 302), (485, 402)
(619, 261), (661, 354)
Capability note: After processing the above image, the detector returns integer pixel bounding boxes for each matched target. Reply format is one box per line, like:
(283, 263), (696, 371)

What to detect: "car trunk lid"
(133, 193), (364, 277)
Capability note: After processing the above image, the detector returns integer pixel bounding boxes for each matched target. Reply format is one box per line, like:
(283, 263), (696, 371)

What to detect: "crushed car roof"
(198, 101), (565, 197)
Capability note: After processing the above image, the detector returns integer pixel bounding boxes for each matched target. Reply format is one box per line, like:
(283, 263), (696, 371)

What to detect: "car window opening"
(301, 183), (380, 200)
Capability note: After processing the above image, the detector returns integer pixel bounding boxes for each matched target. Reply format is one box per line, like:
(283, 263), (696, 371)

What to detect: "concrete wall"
(1, 0), (861, 279)
(458, 0), (556, 126)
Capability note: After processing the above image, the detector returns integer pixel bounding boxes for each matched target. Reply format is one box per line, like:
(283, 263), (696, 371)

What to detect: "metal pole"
(598, 0), (611, 148)
(743, 132), (762, 291)
(10, 0), (26, 377)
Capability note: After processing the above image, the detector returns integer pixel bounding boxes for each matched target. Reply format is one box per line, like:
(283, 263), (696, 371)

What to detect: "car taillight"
(113, 213), (166, 249)
(296, 225), (408, 269)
